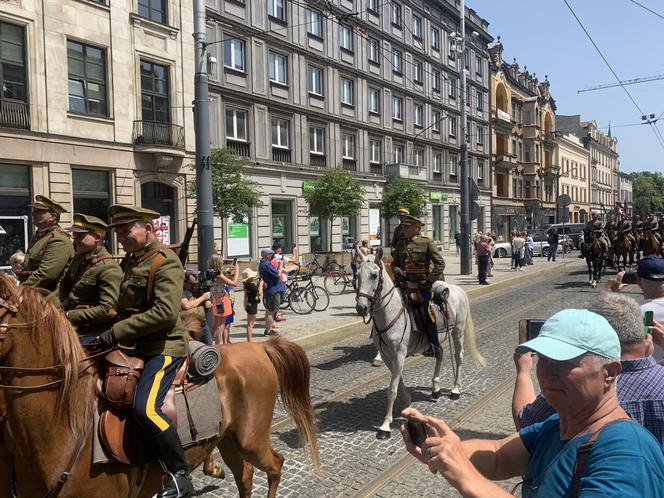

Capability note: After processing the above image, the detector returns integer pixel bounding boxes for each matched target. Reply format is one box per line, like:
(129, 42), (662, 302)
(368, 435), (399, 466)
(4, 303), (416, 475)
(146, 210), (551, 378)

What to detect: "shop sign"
(342, 217), (350, 235)
(430, 192), (448, 201)
(227, 222), (250, 257)
(153, 216), (170, 245)
(302, 181), (315, 193)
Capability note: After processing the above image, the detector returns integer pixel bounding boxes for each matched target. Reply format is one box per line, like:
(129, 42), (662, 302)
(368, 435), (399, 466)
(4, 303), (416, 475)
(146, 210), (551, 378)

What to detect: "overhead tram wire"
(627, 0), (664, 21)
(562, 0), (664, 152)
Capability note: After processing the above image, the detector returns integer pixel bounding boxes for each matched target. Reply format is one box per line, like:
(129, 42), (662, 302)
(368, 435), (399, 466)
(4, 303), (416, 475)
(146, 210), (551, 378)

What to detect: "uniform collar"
(36, 224), (59, 236)
(132, 237), (161, 258)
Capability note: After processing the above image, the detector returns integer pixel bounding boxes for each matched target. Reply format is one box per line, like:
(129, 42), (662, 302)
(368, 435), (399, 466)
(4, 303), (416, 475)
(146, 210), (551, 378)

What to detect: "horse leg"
(372, 350), (383, 367)
(449, 328), (465, 400)
(431, 352), (445, 400)
(202, 450), (225, 479)
(218, 436), (256, 498)
(377, 351), (402, 439)
(0, 454), (13, 498)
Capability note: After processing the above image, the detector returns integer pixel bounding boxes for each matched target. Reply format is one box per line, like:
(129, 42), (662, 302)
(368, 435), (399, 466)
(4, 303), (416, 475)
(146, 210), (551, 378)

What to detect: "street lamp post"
(193, 0), (214, 271)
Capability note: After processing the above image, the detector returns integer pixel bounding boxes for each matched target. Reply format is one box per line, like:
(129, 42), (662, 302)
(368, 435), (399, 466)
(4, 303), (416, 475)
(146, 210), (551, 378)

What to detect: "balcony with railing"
(542, 130), (556, 149)
(493, 151), (518, 170)
(310, 154), (326, 168)
(342, 158), (357, 171)
(491, 108), (512, 133)
(226, 139), (250, 157)
(272, 147), (292, 163)
(0, 100), (30, 130)
(132, 120), (185, 156)
(369, 163), (383, 175)
(383, 162), (427, 182)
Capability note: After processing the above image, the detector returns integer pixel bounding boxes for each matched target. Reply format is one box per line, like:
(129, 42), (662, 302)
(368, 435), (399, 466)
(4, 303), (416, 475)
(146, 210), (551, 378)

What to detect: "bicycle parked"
(279, 266), (330, 313)
(306, 253), (340, 276)
(323, 265), (354, 295)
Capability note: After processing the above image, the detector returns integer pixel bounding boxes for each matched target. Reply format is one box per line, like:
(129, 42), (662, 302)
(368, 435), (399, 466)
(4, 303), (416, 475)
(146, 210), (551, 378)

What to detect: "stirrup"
(157, 470), (193, 498)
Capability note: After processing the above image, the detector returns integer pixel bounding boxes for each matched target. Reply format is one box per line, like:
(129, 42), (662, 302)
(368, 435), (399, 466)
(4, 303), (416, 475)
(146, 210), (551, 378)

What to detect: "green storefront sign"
(430, 192), (448, 201)
(227, 223), (248, 239)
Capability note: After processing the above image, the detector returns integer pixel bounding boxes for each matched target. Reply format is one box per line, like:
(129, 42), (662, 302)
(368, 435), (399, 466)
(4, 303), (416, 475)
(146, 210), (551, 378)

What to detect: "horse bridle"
(357, 262), (406, 335)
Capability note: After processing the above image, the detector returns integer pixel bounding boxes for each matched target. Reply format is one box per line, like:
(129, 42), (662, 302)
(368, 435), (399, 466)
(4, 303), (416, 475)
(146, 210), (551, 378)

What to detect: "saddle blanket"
(92, 377), (221, 465)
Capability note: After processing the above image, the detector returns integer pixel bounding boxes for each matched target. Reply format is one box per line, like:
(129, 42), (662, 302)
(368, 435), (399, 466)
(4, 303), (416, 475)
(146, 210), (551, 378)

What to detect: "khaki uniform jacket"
(391, 234), (446, 286)
(53, 246), (122, 336)
(113, 238), (188, 358)
(23, 224), (74, 291)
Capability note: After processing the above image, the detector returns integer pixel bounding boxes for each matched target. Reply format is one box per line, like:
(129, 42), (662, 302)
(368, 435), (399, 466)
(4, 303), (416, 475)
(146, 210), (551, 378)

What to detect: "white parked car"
(491, 239), (563, 258)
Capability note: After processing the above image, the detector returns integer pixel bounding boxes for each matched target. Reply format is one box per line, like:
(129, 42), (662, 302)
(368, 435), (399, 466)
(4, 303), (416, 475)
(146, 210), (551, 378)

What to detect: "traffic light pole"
(459, 0), (472, 275)
(193, 0), (214, 271)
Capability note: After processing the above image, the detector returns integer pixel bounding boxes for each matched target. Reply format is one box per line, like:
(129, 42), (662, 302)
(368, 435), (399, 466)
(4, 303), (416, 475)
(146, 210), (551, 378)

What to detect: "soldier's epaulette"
(417, 235), (431, 240)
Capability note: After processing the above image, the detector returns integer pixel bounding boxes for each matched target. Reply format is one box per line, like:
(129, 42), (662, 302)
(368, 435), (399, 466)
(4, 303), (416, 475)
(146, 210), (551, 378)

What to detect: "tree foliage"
(187, 148), (264, 221)
(302, 168), (365, 222)
(379, 177), (427, 219)
(632, 171), (664, 217)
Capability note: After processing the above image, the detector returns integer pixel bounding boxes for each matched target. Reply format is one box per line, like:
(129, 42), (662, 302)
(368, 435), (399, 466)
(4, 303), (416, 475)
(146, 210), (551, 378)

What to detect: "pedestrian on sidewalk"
(209, 255), (239, 344)
(476, 235), (492, 285)
(259, 247), (284, 337)
(241, 268), (262, 342)
(351, 241), (361, 290)
(547, 228), (559, 262)
(511, 231), (525, 271)
(486, 232), (496, 277)
(454, 231), (461, 255)
(525, 231), (534, 265)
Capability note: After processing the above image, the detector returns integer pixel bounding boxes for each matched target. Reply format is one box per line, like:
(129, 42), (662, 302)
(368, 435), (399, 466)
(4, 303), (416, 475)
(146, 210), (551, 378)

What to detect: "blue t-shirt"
(519, 414), (664, 497)
(259, 260), (285, 297)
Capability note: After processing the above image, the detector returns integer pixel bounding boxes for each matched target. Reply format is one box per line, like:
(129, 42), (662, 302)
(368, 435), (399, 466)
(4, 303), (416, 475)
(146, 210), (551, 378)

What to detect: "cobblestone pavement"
(191, 262), (637, 497)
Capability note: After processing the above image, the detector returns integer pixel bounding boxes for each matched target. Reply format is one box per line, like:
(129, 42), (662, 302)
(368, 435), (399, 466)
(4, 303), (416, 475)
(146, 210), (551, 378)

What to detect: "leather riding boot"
(153, 427), (193, 498)
(423, 323), (441, 358)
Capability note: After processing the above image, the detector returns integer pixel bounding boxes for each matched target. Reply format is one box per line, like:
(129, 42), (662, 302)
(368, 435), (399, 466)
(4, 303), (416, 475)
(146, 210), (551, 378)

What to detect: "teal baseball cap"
(515, 309), (620, 361)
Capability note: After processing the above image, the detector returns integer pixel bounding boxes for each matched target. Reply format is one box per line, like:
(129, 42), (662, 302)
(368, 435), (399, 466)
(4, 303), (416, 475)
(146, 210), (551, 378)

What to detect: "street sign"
(470, 201), (480, 221)
(557, 194), (572, 208)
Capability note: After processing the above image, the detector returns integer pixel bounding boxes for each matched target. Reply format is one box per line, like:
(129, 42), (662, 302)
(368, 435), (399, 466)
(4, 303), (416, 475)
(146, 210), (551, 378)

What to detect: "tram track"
(351, 374), (516, 498)
(271, 287), (550, 432)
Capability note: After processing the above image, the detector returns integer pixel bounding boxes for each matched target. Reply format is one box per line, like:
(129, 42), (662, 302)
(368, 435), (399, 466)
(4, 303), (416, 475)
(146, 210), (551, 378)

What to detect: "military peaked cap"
(400, 214), (423, 226)
(108, 205), (160, 227)
(29, 195), (68, 214)
(397, 207), (411, 217)
(66, 213), (108, 236)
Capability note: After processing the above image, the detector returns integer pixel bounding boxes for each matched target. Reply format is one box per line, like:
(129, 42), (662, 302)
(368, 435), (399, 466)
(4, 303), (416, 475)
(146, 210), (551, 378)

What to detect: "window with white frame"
(476, 89), (484, 111)
(225, 108), (247, 141)
(268, 0), (286, 22)
(268, 51), (287, 84)
(465, 85), (470, 107)
(271, 117), (289, 148)
(307, 9), (322, 38)
(433, 152), (442, 173)
(340, 25), (353, 52)
(477, 126), (484, 146)
(368, 87), (380, 114)
(432, 110), (441, 132)
(477, 159), (485, 179)
(448, 77), (457, 99)
(392, 96), (403, 121)
(309, 126), (325, 154)
(223, 37), (245, 72)
(367, 0), (379, 13)
(414, 148), (424, 167)
(393, 143), (405, 163)
(307, 65), (323, 96)
(392, 49), (402, 73)
(370, 139), (382, 163)
(431, 28), (440, 50)
(413, 59), (423, 83)
(464, 49), (470, 69)
(448, 115), (457, 137)
(341, 78), (354, 105)
(368, 38), (380, 64)
(449, 153), (458, 175)
(412, 15), (422, 39)
(432, 69), (441, 92)
(342, 132), (355, 159)
(475, 55), (483, 76)
(413, 103), (423, 127)
(391, 3), (402, 26)
(448, 36), (455, 59)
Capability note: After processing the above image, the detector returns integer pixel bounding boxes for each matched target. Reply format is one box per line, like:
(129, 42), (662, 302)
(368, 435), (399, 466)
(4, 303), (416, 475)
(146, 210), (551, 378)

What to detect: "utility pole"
(193, 0), (214, 271)
(458, 0), (472, 275)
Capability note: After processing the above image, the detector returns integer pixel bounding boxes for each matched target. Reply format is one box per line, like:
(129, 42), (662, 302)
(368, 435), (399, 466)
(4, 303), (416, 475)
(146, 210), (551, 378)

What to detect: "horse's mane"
(0, 274), (93, 435)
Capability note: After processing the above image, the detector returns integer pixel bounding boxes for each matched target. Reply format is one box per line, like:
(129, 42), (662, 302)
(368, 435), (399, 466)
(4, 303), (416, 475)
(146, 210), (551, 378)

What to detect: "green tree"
(302, 169), (365, 250)
(632, 171), (664, 217)
(187, 148), (264, 253)
(379, 177), (427, 219)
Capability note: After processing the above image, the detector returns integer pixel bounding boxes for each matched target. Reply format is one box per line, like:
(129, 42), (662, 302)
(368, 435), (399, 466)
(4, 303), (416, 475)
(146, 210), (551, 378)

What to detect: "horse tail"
(262, 337), (320, 470)
(459, 288), (486, 368)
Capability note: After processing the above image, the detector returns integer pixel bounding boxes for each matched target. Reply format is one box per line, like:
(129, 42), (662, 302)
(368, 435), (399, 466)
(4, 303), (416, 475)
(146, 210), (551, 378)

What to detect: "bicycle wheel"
(289, 288), (316, 314)
(324, 271), (347, 295)
(323, 261), (341, 274)
(310, 285), (330, 312)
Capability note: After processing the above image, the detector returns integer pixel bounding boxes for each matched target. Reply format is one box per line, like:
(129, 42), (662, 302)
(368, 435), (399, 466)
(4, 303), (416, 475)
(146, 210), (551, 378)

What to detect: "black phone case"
(407, 420), (427, 448)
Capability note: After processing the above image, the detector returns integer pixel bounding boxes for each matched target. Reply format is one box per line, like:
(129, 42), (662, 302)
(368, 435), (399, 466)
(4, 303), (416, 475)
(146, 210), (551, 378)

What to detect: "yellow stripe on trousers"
(146, 355), (172, 432)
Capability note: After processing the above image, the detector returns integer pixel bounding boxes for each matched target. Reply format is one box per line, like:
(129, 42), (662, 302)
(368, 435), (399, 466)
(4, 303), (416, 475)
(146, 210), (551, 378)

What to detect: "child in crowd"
(208, 255), (239, 345)
(241, 268), (262, 342)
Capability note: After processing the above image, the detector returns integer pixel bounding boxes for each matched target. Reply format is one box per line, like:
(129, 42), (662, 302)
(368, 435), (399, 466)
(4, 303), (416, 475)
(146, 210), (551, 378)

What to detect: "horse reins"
(358, 264), (406, 336)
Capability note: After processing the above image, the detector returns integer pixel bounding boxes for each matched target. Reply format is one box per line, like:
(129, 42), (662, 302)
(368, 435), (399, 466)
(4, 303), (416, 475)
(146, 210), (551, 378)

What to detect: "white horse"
(355, 249), (486, 439)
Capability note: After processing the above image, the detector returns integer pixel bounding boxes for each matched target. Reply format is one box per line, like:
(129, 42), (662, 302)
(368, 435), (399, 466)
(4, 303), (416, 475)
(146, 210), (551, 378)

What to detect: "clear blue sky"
(470, 0), (664, 174)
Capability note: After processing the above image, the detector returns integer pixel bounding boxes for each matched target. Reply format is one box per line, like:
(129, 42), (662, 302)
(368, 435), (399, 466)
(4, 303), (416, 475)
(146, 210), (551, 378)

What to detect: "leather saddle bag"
(104, 350), (145, 410)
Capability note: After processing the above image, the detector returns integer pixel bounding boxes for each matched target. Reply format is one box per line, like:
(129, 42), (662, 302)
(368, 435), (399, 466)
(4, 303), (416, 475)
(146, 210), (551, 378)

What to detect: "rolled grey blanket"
(188, 340), (221, 378)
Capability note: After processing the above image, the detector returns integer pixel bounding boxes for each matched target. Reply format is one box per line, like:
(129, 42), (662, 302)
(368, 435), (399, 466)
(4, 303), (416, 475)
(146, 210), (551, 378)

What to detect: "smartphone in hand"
(406, 418), (428, 449)
(622, 272), (638, 285)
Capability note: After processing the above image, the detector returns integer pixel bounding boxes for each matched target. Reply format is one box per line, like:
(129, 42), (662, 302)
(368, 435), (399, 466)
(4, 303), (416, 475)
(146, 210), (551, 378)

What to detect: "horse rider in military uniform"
(580, 212), (609, 258)
(49, 213), (122, 344)
(97, 205), (193, 498)
(389, 207), (411, 249)
(19, 195), (74, 291)
(390, 214), (446, 358)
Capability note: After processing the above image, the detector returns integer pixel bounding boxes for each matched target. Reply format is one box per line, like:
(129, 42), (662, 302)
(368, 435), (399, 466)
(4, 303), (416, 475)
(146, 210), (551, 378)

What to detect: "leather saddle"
(98, 350), (191, 464)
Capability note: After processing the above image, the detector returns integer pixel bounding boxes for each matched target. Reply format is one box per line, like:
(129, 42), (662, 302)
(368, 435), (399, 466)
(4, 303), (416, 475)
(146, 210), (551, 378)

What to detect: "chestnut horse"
(0, 274), (318, 498)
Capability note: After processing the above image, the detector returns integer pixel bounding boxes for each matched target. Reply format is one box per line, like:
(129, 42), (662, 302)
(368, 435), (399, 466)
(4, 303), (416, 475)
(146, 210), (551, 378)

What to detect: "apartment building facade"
(556, 132), (591, 223)
(0, 0), (196, 268)
(618, 171), (633, 216)
(489, 39), (558, 240)
(205, 0), (492, 257)
(557, 115), (619, 219)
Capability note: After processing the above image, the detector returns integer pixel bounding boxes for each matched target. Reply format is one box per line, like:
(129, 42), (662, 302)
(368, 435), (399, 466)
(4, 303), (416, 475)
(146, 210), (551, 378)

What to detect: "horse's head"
(355, 247), (385, 316)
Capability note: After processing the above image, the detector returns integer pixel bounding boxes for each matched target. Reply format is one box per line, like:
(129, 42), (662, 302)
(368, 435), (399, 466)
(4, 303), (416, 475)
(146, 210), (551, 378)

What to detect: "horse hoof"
(372, 359), (383, 367)
(376, 429), (391, 440)
(432, 390), (443, 400)
(449, 392), (461, 400)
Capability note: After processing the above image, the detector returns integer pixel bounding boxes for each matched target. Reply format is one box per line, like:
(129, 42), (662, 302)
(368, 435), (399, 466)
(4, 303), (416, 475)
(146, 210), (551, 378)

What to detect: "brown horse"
(0, 274), (318, 498)
(613, 231), (633, 272)
(641, 231), (662, 257)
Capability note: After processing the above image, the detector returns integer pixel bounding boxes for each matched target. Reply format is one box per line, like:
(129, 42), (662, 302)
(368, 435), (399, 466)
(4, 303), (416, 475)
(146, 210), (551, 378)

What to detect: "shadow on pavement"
(312, 343), (376, 371)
